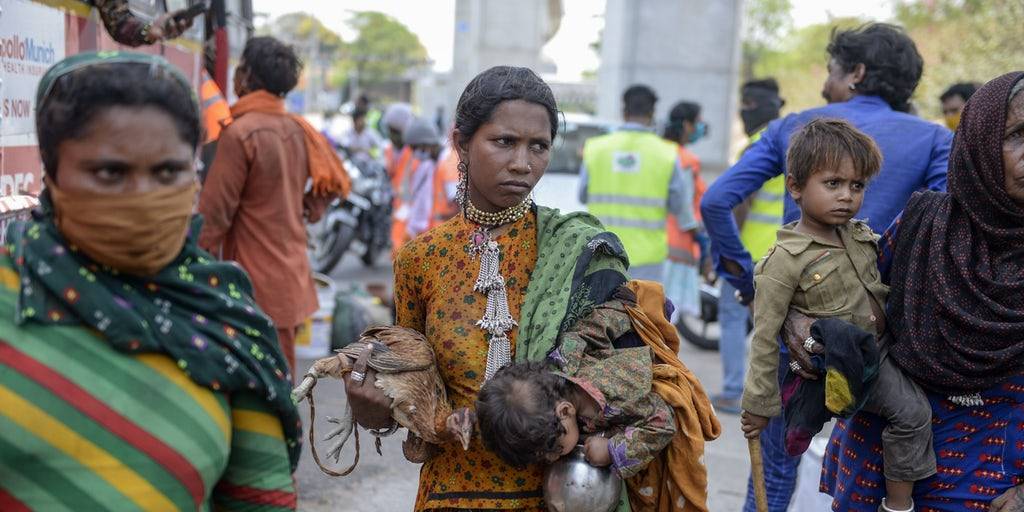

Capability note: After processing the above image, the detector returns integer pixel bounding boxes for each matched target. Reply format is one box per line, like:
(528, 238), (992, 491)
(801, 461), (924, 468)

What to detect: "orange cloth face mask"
(47, 178), (199, 276)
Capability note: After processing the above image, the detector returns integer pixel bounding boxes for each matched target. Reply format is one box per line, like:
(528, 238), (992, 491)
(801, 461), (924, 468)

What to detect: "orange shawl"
(231, 90), (350, 197)
(623, 280), (722, 512)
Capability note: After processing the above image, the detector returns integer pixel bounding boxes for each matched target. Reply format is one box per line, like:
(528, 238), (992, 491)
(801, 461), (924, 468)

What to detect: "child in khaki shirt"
(740, 118), (934, 512)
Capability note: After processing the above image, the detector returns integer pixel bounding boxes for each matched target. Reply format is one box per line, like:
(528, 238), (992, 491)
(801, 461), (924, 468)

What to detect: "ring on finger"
(350, 370), (365, 383)
(789, 360), (802, 372)
(803, 336), (819, 352)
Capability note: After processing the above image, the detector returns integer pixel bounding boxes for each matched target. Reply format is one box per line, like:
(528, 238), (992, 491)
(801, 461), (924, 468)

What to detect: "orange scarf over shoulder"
(623, 280), (722, 512)
(231, 90), (350, 197)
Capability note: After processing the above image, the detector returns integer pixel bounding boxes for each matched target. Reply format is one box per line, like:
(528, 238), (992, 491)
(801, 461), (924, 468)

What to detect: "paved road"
(293, 253), (825, 511)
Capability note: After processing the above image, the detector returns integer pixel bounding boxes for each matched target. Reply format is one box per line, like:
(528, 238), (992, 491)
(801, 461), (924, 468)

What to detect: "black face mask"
(740, 89), (783, 136)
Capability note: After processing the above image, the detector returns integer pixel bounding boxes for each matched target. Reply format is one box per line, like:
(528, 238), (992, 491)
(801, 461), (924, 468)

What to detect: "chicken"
(292, 325), (473, 474)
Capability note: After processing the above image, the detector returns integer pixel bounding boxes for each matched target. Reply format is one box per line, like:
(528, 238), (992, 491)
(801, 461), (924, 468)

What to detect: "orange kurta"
(393, 213), (544, 511)
(198, 111), (319, 333)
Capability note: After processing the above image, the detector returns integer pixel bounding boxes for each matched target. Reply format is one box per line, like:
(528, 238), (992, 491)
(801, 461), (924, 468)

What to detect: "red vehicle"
(0, 0), (251, 199)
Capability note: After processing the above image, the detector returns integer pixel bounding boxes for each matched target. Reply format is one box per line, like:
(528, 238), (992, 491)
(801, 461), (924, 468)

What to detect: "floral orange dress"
(393, 212), (544, 511)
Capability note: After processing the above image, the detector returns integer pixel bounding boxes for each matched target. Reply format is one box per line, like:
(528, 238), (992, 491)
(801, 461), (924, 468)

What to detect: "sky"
(253, 0), (895, 81)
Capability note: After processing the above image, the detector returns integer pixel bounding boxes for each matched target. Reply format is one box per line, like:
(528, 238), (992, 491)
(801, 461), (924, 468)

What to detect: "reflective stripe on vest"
(583, 130), (677, 266)
(200, 70), (231, 143)
(739, 145), (786, 261)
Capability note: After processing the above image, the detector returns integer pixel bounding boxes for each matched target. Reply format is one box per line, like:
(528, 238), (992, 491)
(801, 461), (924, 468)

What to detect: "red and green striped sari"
(0, 230), (298, 510)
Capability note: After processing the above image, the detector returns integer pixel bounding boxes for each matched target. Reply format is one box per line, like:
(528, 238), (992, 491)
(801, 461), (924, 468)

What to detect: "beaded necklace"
(465, 197), (533, 379)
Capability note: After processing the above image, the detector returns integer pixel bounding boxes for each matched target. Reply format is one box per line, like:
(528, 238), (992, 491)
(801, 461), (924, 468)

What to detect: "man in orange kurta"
(199, 37), (349, 372)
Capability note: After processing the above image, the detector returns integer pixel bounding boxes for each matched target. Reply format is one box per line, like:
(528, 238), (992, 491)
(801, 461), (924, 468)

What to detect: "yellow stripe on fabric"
(0, 385), (177, 511)
(0, 267), (19, 292)
(232, 409), (284, 441)
(137, 354), (231, 443)
(825, 368), (855, 414)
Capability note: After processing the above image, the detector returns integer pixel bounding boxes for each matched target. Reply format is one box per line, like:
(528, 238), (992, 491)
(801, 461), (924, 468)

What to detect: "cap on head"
(403, 117), (440, 146)
(382, 103), (414, 132)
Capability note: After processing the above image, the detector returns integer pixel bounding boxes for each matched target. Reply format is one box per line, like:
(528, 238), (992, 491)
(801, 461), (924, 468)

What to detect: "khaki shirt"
(741, 220), (889, 417)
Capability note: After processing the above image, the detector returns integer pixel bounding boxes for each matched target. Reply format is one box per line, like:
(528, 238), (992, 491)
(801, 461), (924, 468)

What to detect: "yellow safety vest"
(584, 130), (677, 266)
(738, 129), (785, 260)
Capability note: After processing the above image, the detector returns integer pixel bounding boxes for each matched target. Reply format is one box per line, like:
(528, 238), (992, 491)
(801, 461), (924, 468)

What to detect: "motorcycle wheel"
(674, 285), (751, 351)
(361, 240), (384, 267)
(310, 222), (356, 275)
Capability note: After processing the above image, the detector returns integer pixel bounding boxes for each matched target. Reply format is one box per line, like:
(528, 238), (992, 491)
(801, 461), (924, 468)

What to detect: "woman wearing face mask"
(0, 52), (300, 509)
(662, 101), (710, 324)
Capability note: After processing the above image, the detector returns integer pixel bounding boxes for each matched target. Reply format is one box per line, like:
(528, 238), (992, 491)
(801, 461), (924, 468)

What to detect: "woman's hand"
(583, 436), (612, 467)
(342, 369), (393, 429)
(740, 411), (770, 439)
(990, 485), (1024, 511)
(782, 309), (824, 380)
(148, 11), (193, 43)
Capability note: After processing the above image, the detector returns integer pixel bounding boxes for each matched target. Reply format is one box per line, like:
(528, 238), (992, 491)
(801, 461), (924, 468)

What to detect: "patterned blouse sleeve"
(93, 0), (150, 47)
(607, 391), (676, 479)
(212, 393), (296, 511)
(393, 242), (426, 333)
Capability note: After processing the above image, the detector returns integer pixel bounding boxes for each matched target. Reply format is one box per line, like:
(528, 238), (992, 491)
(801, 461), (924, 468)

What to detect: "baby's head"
(476, 361), (580, 467)
(786, 118), (883, 227)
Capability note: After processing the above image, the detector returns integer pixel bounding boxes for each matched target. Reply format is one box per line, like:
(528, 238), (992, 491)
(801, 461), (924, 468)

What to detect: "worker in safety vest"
(711, 78), (785, 416)
(579, 84), (697, 281)
(391, 117), (441, 252)
(662, 101), (710, 322)
(430, 147), (460, 229)
(198, 69), (232, 182)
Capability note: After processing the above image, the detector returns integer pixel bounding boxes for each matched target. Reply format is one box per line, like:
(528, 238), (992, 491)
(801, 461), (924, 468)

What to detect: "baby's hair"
(476, 361), (569, 468)
(786, 117), (883, 188)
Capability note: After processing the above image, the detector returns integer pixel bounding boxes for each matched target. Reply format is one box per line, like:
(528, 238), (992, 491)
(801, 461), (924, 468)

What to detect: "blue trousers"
(718, 281), (749, 399)
(743, 354), (801, 512)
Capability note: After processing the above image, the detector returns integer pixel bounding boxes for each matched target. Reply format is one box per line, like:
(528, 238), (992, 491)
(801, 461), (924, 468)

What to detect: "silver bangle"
(789, 360), (802, 372)
(369, 422), (399, 437)
(803, 336), (818, 352)
(350, 370), (365, 384)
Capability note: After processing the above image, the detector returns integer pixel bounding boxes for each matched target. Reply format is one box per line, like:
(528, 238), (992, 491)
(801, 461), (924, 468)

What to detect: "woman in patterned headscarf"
(819, 72), (1024, 511)
(0, 52), (300, 510)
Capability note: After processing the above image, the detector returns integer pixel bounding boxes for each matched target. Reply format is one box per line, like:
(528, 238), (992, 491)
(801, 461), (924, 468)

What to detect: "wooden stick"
(748, 436), (768, 512)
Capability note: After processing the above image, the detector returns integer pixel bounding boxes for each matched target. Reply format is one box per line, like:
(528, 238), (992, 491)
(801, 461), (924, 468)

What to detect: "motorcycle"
(307, 152), (393, 274)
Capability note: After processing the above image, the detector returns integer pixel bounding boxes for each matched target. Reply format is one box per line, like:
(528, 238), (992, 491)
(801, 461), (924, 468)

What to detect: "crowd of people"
(1, 9), (1023, 512)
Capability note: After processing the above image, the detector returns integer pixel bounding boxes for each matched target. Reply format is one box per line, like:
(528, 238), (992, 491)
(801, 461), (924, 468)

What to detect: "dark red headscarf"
(888, 72), (1024, 396)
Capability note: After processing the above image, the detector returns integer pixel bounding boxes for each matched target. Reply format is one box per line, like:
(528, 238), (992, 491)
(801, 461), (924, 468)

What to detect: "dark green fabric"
(6, 201), (301, 469)
(517, 205), (630, 363)
(35, 51), (197, 114)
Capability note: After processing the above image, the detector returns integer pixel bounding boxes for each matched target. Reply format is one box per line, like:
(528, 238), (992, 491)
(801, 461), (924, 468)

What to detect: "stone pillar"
(597, 0), (743, 173)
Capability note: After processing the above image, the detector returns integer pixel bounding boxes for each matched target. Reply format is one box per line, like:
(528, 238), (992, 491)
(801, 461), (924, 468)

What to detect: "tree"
(741, 0), (793, 81)
(896, 0), (1024, 118)
(346, 11), (429, 88)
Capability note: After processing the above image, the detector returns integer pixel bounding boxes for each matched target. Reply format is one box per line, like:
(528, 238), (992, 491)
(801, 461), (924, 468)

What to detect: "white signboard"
(0, 0), (66, 139)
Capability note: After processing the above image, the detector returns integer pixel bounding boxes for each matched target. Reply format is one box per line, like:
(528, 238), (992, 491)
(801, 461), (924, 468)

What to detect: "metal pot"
(542, 445), (623, 512)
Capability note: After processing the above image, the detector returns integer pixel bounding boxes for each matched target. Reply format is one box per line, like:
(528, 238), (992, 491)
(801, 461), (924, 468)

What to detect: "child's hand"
(583, 436), (612, 467)
(741, 411), (770, 439)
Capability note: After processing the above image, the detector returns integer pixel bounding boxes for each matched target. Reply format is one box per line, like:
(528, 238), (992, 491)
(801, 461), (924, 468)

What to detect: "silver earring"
(848, 83), (856, 91)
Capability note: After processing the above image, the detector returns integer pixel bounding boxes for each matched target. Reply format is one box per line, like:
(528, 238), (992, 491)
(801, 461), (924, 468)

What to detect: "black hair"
(826, 23), (923, 113)
(742, 78), (781, 96)
(623, 84), (658, 118)
(663, 101), (701, 141)
(240, 36), (302, 97)
(476, 361), (570, 468)
(940, 82), (979, 103)
(352, 108), (368, 121)
(453, 66), (558, 148)
(36, 63), (200, 175)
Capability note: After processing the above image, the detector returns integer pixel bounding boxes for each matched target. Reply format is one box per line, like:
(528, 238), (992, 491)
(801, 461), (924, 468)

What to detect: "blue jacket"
(701, 95), (952, 298)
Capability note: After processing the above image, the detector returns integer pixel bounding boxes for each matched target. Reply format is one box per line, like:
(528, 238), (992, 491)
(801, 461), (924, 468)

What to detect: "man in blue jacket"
(700, 23), (952, 512)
